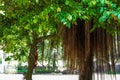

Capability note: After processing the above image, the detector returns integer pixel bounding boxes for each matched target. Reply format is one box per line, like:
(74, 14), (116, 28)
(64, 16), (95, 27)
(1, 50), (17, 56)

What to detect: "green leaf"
(65, 0), (69, 5)
(100, 7), (104, 14)
(61, 18), (66, 24)
(99, 11), (110, 22)
(67, 14), (72, 21)
(36, 0), (39, 3)
(25, 24), (30, 30)
(112, 11), (118, 16)
(81, 16), (89, 20)
(99, 15), (107, 22)
(89, 1), (96, 7)
(100, 0), (105, 6)
(66, 22), (71, 28)
(57, 7), (61, 12)
(118, 14), (120, 19)
(33, 19), (38, 24)
(106, 11), (111, 16)
(111, 3), (116, 9)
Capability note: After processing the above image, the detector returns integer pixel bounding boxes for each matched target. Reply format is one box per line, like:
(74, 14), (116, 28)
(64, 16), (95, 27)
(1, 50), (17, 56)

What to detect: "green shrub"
(17, 66), (27, 73)
(35, 66), (54, 74)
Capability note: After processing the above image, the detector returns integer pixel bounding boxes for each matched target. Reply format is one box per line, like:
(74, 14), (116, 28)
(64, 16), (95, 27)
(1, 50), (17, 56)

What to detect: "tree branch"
(36, 34), (57, 43)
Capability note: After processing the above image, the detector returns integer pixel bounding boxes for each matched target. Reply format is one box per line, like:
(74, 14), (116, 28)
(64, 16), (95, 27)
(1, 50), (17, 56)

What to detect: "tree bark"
(79, 21), (93, 80)
(25, 32), (38, 80)
(53, 52), (56, 71)
(79, 53), (93, 80)
(25, 42), (37, 80)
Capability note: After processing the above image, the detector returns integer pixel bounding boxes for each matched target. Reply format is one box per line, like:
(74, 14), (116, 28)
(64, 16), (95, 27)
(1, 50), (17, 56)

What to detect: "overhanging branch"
(36, 34), (57, 43)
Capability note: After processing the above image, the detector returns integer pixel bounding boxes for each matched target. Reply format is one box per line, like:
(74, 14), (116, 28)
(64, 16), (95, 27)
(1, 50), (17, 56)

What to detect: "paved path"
(0, 74), (78, 80)
(0, 74), (120, 80)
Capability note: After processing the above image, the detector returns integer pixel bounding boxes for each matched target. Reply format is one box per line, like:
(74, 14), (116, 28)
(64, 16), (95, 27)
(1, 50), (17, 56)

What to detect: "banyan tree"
(59, 1), (120, 80)
(1, 0), (120, 80)
(61, 19), (120, 80)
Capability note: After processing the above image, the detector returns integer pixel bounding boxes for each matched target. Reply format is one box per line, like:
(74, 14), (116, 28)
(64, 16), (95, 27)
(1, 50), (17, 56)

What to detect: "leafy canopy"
(0, 0), (120, 61)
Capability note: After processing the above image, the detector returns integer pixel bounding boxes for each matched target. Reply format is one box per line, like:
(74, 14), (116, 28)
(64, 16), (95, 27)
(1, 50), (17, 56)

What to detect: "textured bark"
(25, 44), (37, 80)
(79, 21), (93, 80)
(24, 32), (56, 80)
(25, 32), (38, 80)
(79, 53), (93, 80)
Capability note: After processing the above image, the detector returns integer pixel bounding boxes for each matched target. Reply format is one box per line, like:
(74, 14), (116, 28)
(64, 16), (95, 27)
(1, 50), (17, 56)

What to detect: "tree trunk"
(25, 44), (37, 80)
(79, 53), (93, 80)
(79, 21), (93, 80)
(53, 52), (56, 71)
(25, 32), (38, 80)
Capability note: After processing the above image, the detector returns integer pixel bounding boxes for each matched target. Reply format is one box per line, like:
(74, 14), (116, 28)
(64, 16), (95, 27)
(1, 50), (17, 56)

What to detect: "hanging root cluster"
(61, 19), (120, 80)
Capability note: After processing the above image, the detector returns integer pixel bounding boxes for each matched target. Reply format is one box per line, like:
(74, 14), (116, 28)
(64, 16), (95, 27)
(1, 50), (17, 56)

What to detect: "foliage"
(17, 66), (28, 73)
(0, 0), (120, 59)
(0, 0), (58, 61)
(35, 66), (55, 74)
(0, 0), (120, 80)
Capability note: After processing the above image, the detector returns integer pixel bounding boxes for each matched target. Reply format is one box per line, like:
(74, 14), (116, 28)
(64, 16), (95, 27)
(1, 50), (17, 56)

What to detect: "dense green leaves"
(0, 0), (120, 61)
(1, 1), (120, 80)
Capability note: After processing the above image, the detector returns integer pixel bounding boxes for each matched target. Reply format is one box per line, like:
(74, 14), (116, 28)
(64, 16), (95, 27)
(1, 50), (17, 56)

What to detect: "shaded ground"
(0, 73), (120, 80)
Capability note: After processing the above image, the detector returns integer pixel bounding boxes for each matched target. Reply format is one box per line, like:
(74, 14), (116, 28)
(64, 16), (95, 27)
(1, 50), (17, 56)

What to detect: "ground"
(0, 74), (120, 80)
